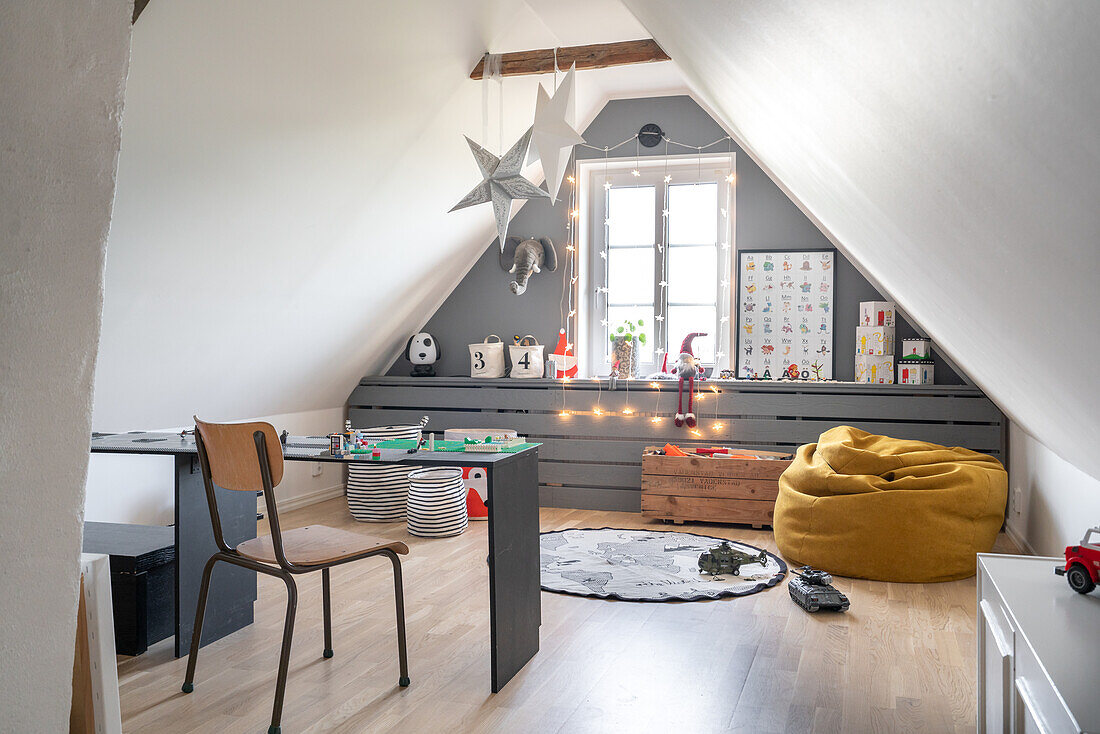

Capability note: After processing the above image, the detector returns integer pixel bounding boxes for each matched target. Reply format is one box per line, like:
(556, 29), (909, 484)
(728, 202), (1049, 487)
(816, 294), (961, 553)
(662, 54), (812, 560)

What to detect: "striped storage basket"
(346, 424), (421, 522)
(406, 467), (469, 538)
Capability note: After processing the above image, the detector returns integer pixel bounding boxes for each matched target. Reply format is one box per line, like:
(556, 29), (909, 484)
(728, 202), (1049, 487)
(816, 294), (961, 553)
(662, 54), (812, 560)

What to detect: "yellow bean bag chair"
(774, 425), (1007, 582)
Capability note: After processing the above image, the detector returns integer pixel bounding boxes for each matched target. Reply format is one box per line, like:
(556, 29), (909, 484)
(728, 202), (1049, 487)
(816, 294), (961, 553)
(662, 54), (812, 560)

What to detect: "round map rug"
(540, 528), (787, 602)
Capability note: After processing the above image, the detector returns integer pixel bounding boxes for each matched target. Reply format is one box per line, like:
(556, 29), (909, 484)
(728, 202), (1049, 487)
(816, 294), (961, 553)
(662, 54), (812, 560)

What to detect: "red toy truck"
(1054, 526), (1100, 594)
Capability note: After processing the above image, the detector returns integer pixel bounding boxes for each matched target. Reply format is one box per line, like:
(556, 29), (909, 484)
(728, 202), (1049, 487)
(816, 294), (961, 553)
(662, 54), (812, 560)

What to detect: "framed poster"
(736, 249), (835, 380)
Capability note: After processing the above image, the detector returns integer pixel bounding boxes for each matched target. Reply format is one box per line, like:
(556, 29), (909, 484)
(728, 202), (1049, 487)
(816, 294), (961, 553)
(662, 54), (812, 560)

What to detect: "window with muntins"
(584, 155), (734, 376)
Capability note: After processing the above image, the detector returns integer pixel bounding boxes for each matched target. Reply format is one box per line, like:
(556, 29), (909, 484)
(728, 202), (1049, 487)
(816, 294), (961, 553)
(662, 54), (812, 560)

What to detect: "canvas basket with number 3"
(468, 334), (506, 378)
(508, 335), (544, 378)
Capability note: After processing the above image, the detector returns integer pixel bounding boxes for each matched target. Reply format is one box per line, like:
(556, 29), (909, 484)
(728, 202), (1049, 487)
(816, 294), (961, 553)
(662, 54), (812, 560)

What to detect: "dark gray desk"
(90, 432), (541, 692)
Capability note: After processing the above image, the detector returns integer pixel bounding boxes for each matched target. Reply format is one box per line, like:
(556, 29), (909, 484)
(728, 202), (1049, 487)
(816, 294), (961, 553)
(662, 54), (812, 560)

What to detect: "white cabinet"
(978, 554), (1100, 734)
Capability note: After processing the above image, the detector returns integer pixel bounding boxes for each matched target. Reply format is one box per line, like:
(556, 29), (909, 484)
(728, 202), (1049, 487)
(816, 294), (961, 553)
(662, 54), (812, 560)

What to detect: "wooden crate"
(641, 448), (793, 528)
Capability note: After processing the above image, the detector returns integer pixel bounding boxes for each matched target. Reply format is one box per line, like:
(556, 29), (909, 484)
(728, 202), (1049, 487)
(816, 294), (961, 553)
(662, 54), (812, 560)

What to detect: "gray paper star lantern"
(450, 127), (549, 251)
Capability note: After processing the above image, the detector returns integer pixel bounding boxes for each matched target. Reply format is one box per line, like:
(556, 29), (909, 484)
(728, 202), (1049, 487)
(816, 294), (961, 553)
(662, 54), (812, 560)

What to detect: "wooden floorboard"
(117, 499), (1021, 733)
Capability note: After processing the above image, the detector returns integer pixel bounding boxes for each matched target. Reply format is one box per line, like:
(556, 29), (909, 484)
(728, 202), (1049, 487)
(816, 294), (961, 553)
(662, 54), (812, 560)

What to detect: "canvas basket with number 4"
(508, 335), (544, 378)
(468, 334), (506, 378)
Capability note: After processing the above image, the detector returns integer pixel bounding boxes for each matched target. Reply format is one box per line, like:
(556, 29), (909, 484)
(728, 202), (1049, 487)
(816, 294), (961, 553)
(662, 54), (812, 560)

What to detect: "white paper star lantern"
(529, 66), (584, 204)
(450, 127), (549, 251)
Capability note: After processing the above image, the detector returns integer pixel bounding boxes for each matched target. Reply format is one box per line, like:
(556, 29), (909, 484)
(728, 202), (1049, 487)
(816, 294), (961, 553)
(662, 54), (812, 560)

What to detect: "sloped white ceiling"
(623, 0), (1100, 480)
(92, 0), (685, 429)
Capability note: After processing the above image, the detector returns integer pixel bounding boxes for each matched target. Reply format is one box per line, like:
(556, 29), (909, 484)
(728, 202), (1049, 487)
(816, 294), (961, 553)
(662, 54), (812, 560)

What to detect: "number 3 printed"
(473, 351), (485, 370)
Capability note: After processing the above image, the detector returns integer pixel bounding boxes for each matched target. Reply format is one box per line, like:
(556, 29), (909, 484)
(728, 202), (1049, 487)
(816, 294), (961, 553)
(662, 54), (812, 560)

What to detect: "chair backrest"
(194, 417), (284, 490)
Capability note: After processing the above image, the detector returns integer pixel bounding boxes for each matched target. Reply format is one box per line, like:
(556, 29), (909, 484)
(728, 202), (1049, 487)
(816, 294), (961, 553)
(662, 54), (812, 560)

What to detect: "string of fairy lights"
(553, 131), (737, 437)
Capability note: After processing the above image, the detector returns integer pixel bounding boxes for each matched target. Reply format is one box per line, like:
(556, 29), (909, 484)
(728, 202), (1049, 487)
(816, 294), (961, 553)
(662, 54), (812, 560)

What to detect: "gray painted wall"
(396, 96), (961, 383)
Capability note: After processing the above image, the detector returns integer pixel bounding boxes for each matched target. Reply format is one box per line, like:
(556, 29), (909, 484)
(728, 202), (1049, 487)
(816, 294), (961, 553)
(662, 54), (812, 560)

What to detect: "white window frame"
(578, 153), (735, 377)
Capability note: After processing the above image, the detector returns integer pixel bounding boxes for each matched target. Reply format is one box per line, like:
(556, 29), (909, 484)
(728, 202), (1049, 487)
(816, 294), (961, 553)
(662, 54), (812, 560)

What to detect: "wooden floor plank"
(116, 499), (1022, 733)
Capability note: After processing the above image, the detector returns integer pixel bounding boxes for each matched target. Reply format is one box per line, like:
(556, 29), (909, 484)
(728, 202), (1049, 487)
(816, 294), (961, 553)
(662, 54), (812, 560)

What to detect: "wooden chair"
(181, 418), (410, 734)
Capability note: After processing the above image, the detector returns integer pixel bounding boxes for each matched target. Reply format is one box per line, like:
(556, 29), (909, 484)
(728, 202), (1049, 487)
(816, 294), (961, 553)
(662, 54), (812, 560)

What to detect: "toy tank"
(788, 566), (850, 612)
(698, 542), (769, 576)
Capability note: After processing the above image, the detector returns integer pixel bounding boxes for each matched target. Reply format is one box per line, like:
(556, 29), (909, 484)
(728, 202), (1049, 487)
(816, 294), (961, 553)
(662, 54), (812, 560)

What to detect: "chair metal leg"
(385, 551), (410, 687)
(181, 554), (219, 694)
(268, 573), (298, 734)
(322, 567), (333, 658)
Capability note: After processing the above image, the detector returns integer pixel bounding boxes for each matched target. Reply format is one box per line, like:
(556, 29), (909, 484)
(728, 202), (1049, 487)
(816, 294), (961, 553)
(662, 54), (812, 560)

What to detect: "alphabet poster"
(737, 250), (834, 380)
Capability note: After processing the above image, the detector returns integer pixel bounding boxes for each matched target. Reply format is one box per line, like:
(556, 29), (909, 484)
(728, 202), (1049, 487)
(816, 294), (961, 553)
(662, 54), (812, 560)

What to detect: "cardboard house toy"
(859, 300), (895, 327)
(898, 361), (935, 385)
(855, 354), (894, 384)
(901, 338), (932, 360)
(856, 326), (895, 356)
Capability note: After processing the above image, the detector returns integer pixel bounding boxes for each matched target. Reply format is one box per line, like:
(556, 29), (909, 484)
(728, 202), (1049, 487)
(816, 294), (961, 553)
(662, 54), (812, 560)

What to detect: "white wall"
(85, 407), (346, 525)
(0, 1), (131, 731)
(1007, 423), (1100, 556)
(624, 0), (1100, 483)
(92, 0), (684, 434)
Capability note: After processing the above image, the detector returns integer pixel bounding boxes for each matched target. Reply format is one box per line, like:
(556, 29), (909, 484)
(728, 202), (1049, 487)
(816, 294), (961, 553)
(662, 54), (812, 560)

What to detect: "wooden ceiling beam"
(470, 38), (670, 80)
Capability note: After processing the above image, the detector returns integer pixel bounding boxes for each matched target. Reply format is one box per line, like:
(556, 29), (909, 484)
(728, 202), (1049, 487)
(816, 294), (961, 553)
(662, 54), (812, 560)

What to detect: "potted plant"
(609, 318), (646, 378)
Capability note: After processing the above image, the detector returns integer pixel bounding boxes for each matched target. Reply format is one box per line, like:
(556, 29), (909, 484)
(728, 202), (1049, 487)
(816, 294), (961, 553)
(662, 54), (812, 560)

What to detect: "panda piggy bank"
(404, 332), (440, 377)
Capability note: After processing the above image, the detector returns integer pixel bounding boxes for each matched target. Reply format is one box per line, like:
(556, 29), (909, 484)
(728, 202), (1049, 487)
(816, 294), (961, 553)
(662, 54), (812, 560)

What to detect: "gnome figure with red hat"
(674, 332), (707, 427)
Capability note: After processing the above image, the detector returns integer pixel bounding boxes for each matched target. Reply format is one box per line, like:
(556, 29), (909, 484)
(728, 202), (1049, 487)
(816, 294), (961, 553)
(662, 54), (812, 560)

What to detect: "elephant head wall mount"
(500, 236), (557, 295)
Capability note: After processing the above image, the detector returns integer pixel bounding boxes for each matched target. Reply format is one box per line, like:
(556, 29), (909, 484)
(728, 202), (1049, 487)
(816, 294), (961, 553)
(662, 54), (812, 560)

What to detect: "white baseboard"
(1004, 523), (1036, 556)
(259, 484), (345, 514)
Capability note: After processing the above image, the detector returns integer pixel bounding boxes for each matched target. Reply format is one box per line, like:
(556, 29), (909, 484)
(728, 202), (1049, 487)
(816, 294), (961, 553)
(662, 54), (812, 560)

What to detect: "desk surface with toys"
(90, 431), (539, 466)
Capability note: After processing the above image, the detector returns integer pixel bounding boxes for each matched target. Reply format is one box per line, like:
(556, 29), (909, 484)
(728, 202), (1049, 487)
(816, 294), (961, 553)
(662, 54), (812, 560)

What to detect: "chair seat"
(236, 525), (409, 567)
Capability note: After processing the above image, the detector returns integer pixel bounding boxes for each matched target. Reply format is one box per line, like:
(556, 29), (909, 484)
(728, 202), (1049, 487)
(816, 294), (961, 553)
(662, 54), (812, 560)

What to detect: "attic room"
(2, 0), (1098, 732)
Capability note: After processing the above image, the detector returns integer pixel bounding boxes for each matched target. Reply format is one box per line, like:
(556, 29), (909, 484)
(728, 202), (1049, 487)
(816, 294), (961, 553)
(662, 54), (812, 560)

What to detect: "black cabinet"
(83, 522), (175, 656)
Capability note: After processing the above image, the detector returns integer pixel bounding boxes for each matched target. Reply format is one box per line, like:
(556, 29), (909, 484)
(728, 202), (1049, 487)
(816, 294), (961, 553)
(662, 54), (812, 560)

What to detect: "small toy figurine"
(404, 332), (440, 377)
(1055, 526), (1100, 594)
(788, 566), (850, 612)
(698, 542), (768, 577)
(673, 333), (707, 428)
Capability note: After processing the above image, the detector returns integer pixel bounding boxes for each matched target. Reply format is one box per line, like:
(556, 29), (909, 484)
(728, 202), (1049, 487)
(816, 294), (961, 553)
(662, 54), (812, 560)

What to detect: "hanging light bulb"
(603, 180), (612, 191)
(567, 175), (576, 184)
(663, 175), (672, 184)
(726, 172), (735, 183)
(622, 407), (634, 415)
(713, 422), (724, 431)
(631, 168), (640, 177)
